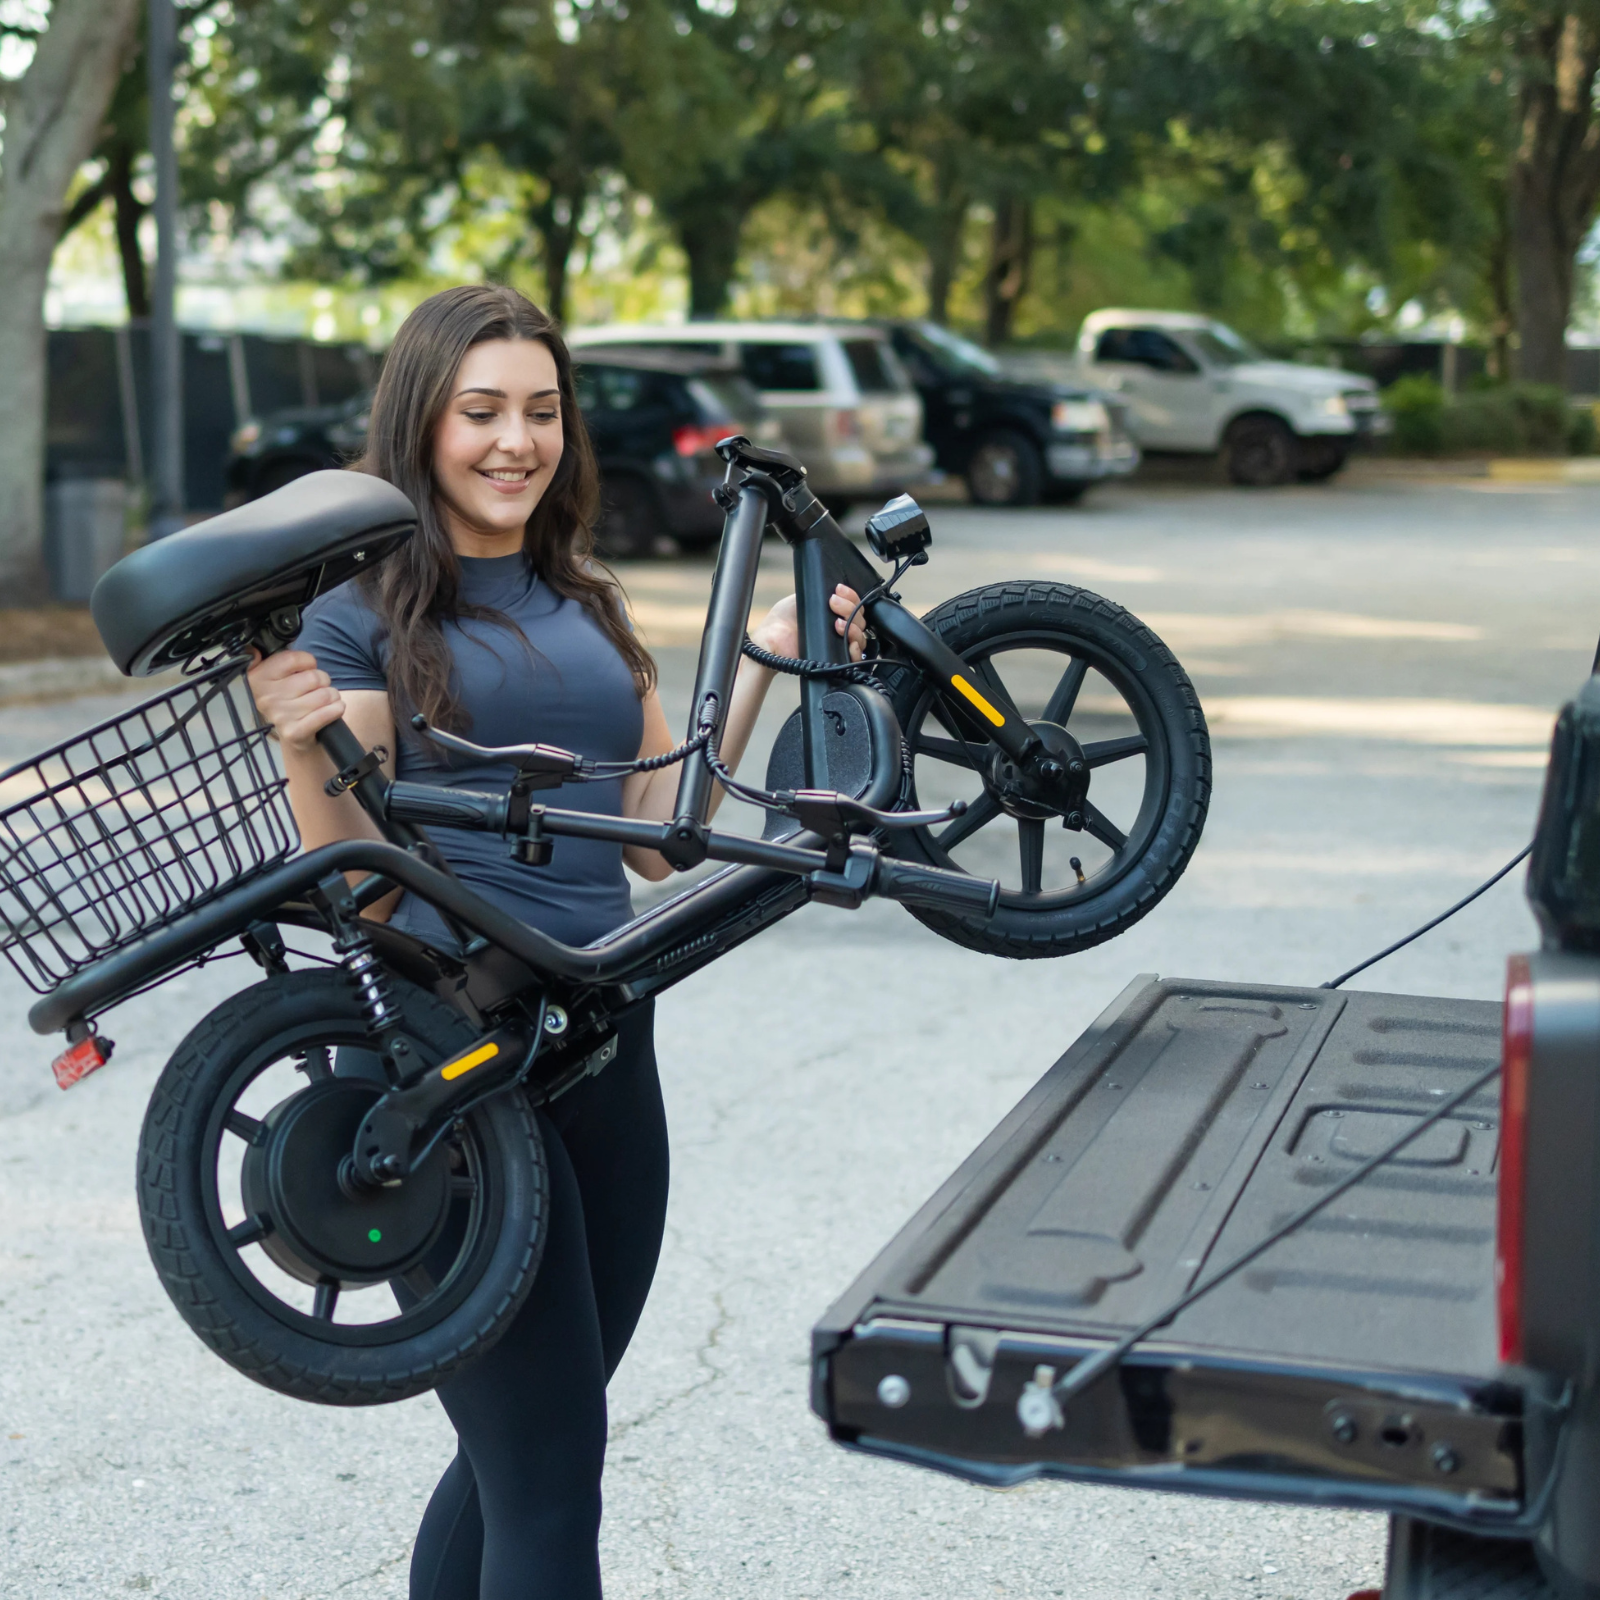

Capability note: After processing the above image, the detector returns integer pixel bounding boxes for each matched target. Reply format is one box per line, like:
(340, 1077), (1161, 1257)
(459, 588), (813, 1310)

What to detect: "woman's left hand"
(750, 585), (866, 663)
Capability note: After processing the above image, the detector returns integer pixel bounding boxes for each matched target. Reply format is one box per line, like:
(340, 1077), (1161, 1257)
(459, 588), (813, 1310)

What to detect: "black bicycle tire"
(884, 580), (1210, 958)
(138, 969), (548, 1405)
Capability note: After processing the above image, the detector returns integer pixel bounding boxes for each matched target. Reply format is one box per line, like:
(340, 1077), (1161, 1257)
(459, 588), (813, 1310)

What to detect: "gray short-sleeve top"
(294, 552), (644, 949)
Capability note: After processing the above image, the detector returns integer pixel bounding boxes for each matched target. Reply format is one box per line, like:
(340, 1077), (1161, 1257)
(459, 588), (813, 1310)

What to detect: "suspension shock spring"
(340, 934), (401, 1040)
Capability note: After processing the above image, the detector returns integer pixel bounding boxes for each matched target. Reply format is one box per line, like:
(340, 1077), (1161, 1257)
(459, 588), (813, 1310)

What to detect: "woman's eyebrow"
(454, 386), (560, 399)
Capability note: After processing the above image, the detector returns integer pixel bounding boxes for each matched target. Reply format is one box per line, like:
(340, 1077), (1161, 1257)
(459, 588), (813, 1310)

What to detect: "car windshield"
(911, 323), (1003, 378)
(1189, 323), (1265, 368)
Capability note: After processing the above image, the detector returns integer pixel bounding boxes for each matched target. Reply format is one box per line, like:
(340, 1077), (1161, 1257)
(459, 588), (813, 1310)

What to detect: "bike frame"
(30, 449), (1027, 1063)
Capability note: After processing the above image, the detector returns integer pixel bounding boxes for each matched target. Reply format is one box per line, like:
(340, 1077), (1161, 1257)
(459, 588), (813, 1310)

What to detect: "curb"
(0, 656), (176, 708)
(1487, 458), (1600, 483)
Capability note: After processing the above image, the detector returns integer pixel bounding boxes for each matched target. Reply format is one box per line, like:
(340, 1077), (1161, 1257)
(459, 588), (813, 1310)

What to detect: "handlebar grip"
(873, 857), (1000, 918)
(385, 781), (507, 832)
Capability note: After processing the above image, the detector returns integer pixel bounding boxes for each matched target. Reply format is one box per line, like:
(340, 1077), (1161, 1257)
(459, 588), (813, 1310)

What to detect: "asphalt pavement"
(1, 470), (1590, 1599)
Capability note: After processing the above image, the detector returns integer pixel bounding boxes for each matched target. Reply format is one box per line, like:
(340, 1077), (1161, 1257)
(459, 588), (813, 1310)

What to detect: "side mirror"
(864, 494), (931, 565)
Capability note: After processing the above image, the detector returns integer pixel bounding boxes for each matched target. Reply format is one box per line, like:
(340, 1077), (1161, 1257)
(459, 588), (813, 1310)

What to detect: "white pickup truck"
(1075, 309), (1388, 486)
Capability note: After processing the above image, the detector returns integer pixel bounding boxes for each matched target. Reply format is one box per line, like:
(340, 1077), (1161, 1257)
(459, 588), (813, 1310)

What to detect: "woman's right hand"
(248, 649), (346, 756)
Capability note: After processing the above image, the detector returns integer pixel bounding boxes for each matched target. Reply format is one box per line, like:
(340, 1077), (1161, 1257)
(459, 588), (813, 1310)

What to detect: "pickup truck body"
(812, 970), (1582, 1593)
(1073, 309), (1389, 486)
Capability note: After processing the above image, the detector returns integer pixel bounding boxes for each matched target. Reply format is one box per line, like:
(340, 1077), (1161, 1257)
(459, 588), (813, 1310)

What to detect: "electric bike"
(0, 437), (1209, 1404)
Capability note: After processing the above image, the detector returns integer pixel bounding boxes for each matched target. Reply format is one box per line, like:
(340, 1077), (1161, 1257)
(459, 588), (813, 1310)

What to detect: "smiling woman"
(240, 284), (865, 1600)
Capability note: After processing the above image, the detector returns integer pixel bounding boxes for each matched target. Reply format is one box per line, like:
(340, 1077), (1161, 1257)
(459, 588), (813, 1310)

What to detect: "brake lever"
(781, 788), (966, 836)
(409, 714), (587, 789)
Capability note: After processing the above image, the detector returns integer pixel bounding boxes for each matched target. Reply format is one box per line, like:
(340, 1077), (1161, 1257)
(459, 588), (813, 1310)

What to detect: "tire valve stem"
(1070, 856), (1086, 886)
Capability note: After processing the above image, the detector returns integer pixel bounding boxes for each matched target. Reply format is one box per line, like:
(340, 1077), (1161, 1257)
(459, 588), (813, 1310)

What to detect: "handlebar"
(386, 780), (509, 833)
(384, 780), (1000, 920)
(872, 856), (1002, 917)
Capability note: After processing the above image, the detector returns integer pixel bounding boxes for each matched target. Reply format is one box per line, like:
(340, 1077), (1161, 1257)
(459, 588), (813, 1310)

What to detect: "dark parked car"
(879, 319), (1139, 507)
(224, 349), (774, 557)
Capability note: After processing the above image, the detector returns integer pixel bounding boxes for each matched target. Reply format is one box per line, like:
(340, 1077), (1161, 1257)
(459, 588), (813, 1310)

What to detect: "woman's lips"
(477, 468), (535, 495)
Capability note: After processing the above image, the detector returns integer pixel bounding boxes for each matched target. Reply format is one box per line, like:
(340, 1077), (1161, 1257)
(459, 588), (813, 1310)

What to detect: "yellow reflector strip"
(440, 1041), (500, 1081)
(950, 674), (1006, 727)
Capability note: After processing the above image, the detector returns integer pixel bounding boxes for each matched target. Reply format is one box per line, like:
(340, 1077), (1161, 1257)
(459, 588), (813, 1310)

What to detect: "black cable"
(1321, 843), (1532, 990)
(1046, 1057), (1503, 1411)
(580, 729), (711, 782)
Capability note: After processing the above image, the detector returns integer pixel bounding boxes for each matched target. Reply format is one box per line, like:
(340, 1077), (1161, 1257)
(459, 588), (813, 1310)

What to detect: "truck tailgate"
(813, 976), (1526, 1523)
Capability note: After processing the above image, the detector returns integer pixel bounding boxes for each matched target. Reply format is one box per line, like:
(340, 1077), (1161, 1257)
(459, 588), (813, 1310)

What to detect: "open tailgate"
(811, 975), (1529, 1526)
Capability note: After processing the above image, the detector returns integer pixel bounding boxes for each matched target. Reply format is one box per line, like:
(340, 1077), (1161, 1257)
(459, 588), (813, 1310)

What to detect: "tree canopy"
(51, 0), (1592, 365)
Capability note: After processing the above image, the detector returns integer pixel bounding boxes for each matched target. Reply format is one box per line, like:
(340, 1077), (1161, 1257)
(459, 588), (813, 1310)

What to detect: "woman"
(248, 283), (863, 1599)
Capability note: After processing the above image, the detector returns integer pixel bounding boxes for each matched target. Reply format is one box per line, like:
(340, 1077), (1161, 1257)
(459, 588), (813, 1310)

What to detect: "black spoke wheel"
(138, 969), (548, 1405)
(882, 581), (1210, 958)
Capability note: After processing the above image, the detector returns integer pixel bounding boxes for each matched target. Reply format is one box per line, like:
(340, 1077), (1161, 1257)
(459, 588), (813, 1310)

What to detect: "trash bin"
(44, 476), (128, 603)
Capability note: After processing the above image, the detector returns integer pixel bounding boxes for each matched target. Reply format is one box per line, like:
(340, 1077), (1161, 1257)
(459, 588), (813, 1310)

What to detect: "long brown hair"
(355, 283), (654, 736)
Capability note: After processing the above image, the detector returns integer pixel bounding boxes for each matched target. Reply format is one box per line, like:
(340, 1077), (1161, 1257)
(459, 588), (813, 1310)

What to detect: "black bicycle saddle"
(92, 471), (417, 676)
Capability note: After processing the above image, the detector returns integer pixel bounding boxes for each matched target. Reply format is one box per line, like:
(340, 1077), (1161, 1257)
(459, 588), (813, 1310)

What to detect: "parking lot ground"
(1, 475), (1591, 1599)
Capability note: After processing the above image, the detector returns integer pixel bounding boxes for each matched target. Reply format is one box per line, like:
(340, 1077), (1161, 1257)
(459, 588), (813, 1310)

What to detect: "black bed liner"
(812, 976), (1521, 1521)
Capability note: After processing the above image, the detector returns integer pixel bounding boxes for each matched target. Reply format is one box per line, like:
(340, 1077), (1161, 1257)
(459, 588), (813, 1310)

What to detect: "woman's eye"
(464, 410), (497, 423)
(530, 409), (560, 425)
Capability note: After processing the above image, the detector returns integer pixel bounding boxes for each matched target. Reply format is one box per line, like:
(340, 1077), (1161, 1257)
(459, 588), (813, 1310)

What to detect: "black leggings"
(408, 1002), (669, 1600)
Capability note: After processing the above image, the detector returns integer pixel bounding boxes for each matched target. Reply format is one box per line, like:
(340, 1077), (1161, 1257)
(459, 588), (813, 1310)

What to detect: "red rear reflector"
(1496, 954), (1532, 1364)
(52, 1034), (113, 1090)
(672, 423), (726, 457)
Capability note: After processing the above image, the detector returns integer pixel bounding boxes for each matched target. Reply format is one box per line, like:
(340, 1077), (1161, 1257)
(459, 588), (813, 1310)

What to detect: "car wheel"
(248, 457), (322, 501)
(595, 475), (663, 561)
(1223, 416), (1297, 487)
(966, 431), (1044, 507)
(1296, 438), (1350, 483)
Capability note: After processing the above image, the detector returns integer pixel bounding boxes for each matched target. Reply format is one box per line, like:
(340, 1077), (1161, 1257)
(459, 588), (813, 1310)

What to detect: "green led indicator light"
(368, 1228), (383, 1243)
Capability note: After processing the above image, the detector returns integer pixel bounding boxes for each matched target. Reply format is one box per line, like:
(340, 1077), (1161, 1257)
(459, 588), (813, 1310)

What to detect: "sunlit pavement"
(1, 472), (1590, 1598)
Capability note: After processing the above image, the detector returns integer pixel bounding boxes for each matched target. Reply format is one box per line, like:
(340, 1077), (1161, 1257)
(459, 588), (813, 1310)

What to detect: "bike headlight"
(1051, 399), (1108, 434)
(1318, 394), (1349, 418)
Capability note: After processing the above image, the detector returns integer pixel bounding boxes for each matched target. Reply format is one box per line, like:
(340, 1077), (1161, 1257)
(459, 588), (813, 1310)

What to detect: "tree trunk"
(531, 187), (581, 326)
(925, 189), (968, 326)
(674, 201), (745, 318)
(983, 195), (1033, 347)
(0, 0), (141, 586)
(1510, 9), (1600, 385)
(110, 140), (149, 320)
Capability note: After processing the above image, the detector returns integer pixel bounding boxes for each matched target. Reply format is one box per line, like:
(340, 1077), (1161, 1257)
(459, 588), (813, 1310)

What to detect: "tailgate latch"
(1017, 1364), (1065, 1437)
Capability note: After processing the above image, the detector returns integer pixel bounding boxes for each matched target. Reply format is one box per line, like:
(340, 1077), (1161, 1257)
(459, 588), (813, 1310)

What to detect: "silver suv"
(568, 321), (934, 508)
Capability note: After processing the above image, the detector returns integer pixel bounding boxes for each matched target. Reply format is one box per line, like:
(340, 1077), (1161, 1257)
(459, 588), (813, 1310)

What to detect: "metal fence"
(46, 326), (376, 512)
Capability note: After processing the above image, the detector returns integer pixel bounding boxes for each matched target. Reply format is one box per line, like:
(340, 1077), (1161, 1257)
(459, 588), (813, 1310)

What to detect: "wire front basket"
(0, 659), (298, 993)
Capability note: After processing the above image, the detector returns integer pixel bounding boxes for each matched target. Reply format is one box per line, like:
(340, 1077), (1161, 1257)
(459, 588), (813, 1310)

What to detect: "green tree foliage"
(53, 0), (1585, 367)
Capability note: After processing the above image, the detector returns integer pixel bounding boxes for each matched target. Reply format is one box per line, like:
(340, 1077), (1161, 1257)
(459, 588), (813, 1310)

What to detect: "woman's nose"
(494, 419), (537, 456)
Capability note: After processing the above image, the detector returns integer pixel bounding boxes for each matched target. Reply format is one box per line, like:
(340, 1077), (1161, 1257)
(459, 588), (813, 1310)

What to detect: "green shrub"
(1382, 374), (1446, 453)
(1569, 401), (1597, 456)
(1382, 378), (1591, 456)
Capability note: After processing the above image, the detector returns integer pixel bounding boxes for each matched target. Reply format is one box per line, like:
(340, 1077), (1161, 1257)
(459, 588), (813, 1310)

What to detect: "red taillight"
(1496, 954), (1533, 1363)
(832, 408), (862, 443)
(51, 1033), (113, 1090)
(673, 423), (727, 458)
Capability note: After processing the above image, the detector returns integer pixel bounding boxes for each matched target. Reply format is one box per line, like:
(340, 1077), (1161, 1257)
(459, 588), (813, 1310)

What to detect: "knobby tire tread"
(138, 970), (546, 1405)
(887, 580), (1210, 959)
